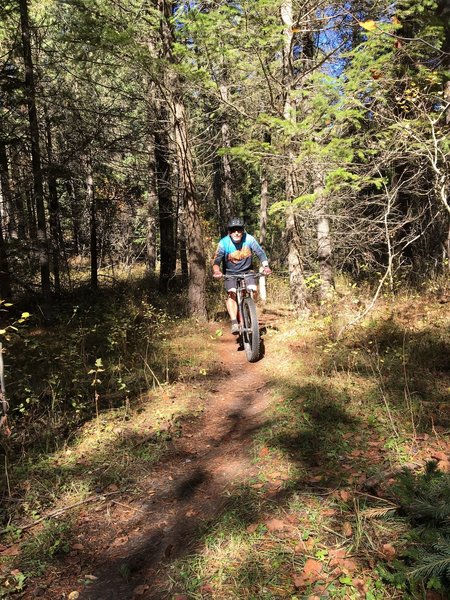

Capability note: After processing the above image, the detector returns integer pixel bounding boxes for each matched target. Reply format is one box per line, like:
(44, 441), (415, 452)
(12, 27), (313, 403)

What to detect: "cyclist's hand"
(213, 271), (223, 279)
(262, 267), (272, 276)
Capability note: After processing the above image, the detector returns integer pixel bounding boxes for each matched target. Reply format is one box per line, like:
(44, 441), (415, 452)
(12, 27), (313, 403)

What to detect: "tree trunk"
(438, 0), (450, 124)
(0, 145), (12, 298)
(66, 180), (81, 255)
(281, 0), (308, 313)
(260, 167), (269, 246)
(8, 153), (27, 239)
(146, 132), (158, 273)
(314, 173), (333, 300)
(0, 142), (17, 240)
(26, 187), (36, 241)
(0, 218), (11, 300)
(19, 0), (51, 301)
(259, 131), (271, 246)
(157, 0), (207, 317)
(178, 203), (189, 284)
(173, 95), (207, 319)
(45, 113), (61, 295)
(218, 82), (234, 221)
(86, 155), (97, 290)
(155, 109), (176, 293)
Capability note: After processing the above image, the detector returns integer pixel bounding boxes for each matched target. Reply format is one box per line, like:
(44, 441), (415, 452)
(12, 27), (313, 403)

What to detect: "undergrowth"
(167, 286), (450, 599)
(0, 275), (449, 598)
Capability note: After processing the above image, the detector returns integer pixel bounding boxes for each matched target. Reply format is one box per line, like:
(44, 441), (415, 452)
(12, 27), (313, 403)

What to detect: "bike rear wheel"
(242, 297), (260, 362)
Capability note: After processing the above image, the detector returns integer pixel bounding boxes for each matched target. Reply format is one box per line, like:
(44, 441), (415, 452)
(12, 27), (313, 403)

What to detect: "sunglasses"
(228, 227), (244, 233)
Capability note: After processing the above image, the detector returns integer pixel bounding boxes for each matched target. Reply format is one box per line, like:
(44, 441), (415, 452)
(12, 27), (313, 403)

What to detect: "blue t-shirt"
(213, 232), (268, 274)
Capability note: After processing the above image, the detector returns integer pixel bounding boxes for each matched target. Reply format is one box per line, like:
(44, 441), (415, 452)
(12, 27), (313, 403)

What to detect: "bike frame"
(222, 273), (261, 362)
(224, 273), (259, 332)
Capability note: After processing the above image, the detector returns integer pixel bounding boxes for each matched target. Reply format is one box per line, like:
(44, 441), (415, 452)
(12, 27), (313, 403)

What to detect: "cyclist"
(212, 216), (272, 334)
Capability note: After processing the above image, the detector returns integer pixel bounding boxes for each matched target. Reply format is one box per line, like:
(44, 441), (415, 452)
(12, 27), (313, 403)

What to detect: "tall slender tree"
(19, 0), (51, 300)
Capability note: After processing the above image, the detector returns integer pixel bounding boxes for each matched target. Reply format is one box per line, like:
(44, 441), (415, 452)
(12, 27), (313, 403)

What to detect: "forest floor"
(1, 284), (450, 599)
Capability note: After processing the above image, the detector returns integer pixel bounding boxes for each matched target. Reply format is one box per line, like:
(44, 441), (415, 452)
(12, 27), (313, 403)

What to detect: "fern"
(393, 463), (450, 524)
(391, 466), (450, 592)
(362, 506), (398, 519)
(410, 543), (450, 583)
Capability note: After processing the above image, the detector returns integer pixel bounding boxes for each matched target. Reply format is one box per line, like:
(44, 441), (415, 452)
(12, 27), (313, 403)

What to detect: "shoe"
(231, 322), (239, 335)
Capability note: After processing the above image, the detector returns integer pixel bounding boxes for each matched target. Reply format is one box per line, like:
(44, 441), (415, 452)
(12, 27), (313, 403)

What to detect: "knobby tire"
(242, 297), (260, 363)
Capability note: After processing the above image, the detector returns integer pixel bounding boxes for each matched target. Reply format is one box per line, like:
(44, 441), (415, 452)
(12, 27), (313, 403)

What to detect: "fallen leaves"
(292, 558), (323, 589)
(133, 584), (149, 597)
(339, 490), (351, 503)
(431, 450), (447, 462)
(0, 544), (20, 556)
(382, 542), (396, 560)
(110, 535), (129, 548)
(265, 518), (287, 532)
(71, 543), (84, 551)
(342, 521), (353, 537)
(360, 19), (377, 31)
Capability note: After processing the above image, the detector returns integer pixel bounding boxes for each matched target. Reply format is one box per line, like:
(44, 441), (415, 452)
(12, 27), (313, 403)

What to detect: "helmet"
(227, 216), (244, 230)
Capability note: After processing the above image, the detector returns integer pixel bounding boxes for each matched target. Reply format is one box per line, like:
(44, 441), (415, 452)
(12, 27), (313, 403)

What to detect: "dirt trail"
(47, 324), (275, 600)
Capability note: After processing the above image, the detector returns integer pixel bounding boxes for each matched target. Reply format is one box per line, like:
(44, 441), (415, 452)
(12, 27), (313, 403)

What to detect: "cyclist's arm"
(248, 236), (269, 266)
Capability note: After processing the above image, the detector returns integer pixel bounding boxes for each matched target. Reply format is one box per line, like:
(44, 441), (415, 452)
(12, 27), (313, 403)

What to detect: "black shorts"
(225, 272), (257, 292)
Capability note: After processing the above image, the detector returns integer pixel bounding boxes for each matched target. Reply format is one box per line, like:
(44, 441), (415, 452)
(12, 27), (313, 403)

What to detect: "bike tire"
(242, 297), (260, 362)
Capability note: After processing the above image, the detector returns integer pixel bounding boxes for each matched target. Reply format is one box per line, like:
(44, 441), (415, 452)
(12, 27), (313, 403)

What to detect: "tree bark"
(19, 0), (51, 301)
(259, 130), (271, 246)
(146, 131), (158, 273)
(173, 94), (207, 319)
(45, 113), (61, 295)
(218, 82), (234, 221)
(314, 172), (333, 300)
(0, 146), (12, 298)
(0, 142), (17, 240)
(155, 109), (176, 293)
(66, 180), (81, 255)
(158, 0), (207, 318)
(281, 0), (308, 312)
(438, 0), (450, 124)
(86, 155), (97, 290)
(0, 217), (12, 300)
(260, 168), (269, 247)
(178, 203), (189, 284)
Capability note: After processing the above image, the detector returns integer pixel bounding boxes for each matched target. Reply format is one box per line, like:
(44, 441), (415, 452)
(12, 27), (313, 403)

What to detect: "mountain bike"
(224, 273), (261, 363)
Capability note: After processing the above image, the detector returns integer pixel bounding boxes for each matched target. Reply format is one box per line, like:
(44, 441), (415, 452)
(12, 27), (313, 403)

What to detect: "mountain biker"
(212, 216), (272, 334)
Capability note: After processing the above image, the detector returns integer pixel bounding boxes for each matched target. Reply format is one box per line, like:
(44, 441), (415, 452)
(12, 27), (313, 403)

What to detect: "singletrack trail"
(41, 321), (277, 599)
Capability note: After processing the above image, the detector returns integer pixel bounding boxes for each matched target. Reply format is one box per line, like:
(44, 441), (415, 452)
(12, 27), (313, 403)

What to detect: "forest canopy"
(0, 0), (448, 311)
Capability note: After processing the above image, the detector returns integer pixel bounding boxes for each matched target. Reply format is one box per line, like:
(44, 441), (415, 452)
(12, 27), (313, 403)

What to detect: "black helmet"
(227, 216), (244, 230)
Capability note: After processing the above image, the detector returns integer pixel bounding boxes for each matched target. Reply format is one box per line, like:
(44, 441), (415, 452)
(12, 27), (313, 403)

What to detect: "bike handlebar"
(222, 273), (263, 280)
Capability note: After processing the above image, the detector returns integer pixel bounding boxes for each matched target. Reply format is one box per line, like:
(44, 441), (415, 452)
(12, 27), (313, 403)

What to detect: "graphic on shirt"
(227, 246), (252, 264)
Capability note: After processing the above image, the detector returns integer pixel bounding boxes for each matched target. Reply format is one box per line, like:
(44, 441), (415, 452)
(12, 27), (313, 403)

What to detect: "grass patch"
(1, 280), (449, 598)
(168, 291), (449, 598)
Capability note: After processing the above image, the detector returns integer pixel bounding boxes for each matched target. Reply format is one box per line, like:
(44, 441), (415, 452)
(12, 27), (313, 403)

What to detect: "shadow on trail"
(320, 317), (450, 430)
(75, 375), (363, 599)
(75, 394), (274, 599)
(264, 380), (362, 487)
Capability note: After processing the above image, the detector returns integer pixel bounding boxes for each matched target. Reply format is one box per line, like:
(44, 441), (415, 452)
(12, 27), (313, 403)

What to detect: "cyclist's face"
(229, 227), (244, 242)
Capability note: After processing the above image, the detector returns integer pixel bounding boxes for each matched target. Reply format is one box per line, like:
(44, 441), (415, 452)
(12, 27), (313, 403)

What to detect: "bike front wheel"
(241, 297), (261, 362)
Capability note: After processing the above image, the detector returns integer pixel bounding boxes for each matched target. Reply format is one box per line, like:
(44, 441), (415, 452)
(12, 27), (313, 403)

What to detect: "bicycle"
(224, 273), (262, 363)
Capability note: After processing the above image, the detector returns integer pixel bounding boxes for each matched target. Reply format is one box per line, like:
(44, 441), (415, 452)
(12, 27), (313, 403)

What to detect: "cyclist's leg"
(225, 278), (239, 334)
(245, 273), (258, 301)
